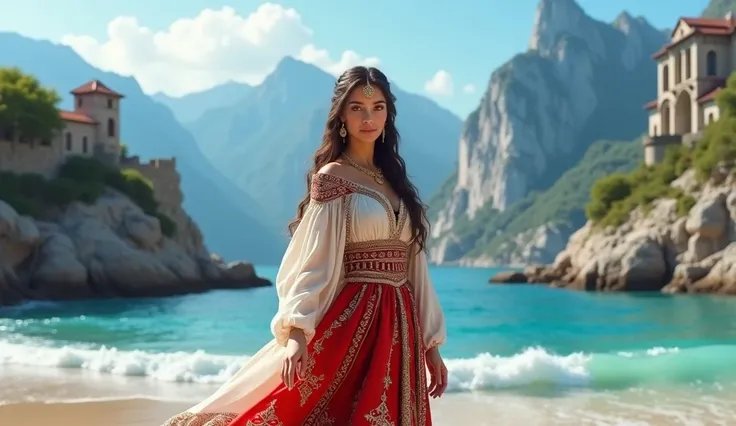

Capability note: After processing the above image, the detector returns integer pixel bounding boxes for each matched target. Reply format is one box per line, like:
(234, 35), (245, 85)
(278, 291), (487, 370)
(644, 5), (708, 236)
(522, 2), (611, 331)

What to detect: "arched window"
(82, 136), (88, 153)
(107, 118), (115, 137)
(65, 132), (72, 151)
(662, 65), (669, 91)
(707, 51), (717, 76)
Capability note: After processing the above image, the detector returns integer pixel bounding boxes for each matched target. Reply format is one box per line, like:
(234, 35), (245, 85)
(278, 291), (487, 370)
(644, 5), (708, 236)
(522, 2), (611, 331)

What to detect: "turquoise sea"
(1, 265), (736, 424)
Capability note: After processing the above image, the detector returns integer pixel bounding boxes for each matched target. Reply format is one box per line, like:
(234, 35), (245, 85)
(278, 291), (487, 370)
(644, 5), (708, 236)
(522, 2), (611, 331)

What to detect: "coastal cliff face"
(526, 171), (736, 294)
(0, 191), (269, 306)
(429, 0), (665, 265)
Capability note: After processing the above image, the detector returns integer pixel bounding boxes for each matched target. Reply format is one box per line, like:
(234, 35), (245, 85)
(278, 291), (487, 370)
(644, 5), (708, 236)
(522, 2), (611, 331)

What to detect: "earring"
(381, 128), (385, 143)
(339, 122), (347, 143)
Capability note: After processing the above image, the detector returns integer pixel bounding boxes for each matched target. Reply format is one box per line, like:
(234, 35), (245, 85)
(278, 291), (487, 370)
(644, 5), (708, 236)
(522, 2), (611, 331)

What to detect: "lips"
(359, 128), (378, 132)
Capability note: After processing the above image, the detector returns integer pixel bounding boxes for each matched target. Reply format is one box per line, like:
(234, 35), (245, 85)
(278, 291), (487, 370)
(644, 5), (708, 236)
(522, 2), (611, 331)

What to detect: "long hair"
(288, 66), (429, 251)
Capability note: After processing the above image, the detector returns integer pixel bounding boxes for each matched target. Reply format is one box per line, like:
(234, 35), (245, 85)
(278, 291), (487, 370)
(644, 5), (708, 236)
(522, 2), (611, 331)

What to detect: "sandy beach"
(2, 389), (735, 426)
(0, 397), (494, 426)
(0, 399), (188, 426)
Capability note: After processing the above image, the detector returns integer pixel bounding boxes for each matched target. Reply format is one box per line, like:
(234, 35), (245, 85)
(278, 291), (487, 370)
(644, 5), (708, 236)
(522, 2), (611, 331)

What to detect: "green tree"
(0, 67), (64, 143)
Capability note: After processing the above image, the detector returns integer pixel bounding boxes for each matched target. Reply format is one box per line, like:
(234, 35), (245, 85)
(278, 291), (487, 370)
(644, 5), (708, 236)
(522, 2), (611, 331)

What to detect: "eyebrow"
(348, 100), (387, 105)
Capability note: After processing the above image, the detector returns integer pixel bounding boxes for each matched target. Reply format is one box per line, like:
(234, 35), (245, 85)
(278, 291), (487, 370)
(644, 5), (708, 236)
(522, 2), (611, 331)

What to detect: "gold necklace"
(342, 154), (385, 185)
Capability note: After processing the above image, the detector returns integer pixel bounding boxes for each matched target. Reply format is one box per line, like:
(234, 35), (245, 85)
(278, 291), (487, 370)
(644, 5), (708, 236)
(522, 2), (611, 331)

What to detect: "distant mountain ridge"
(153, 81), (253, 124)
(174, 57), (464, 227)
(0, 31), (285, 263)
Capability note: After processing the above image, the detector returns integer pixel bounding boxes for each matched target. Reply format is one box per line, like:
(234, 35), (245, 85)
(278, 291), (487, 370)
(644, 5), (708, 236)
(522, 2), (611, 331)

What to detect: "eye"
(374, 105), (385, 111)
(351, 106), (362, 111)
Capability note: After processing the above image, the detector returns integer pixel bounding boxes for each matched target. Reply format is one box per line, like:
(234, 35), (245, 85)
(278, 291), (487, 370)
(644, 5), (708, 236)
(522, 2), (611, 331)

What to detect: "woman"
(162, 66), (447, 426)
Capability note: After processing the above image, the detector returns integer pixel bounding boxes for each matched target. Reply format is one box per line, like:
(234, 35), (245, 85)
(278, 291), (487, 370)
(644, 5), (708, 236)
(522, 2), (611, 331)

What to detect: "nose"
(361, 109), (373, 123)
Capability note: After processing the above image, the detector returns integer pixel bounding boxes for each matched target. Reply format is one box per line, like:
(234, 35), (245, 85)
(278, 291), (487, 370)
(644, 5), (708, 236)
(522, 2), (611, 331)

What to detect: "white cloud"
(60, 4), (380, 96)
(462, 84), (476, 94)
(297, 45), (380, 77)
(424, 70), (453, 96)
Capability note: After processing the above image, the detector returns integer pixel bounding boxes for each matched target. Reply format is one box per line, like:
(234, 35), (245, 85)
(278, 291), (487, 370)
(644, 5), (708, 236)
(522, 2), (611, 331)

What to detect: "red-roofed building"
(61, 80), (124, 164)
(0, 80), (124, 177)
(643, 13), (735, 165)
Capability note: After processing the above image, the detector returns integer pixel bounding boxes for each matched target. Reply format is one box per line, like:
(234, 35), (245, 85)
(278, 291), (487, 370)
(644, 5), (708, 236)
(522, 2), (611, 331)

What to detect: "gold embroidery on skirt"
(304, 286), (380, 425)
(364, 307), (400, 425)
(298, 285), (367, 406)
(396, 288), (416, 426)
(244, 399), (284, 426)
(161, 412), (237, 426)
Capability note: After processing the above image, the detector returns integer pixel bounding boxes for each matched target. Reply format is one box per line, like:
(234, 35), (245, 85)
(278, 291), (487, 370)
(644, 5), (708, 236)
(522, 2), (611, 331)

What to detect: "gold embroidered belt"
(343, 240), (409, 288)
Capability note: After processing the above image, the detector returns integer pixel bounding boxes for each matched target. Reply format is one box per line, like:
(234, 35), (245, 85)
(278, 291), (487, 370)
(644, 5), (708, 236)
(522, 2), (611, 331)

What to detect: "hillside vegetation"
(586, 72), (736, 228)
(0, 158), (176, 237)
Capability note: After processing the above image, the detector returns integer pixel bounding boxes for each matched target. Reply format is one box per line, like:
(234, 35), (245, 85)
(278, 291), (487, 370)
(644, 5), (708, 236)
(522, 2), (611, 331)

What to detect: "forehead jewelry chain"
(363, 81), (374, 98)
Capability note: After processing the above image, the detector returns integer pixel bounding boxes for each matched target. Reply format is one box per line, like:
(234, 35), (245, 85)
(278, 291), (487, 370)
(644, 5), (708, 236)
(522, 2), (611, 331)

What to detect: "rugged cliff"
(0, 190), (270, 306)
(429, 0), (666, 265)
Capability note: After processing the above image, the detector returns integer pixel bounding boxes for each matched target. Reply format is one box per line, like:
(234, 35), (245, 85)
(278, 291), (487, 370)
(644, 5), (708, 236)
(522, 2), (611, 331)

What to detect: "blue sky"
(0, 0), (711, 118)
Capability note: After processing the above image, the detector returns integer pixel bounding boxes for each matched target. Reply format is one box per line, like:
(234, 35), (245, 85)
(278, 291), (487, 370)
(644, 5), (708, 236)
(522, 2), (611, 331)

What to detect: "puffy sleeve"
(408, 243), (447, 350)
(269, 185), (347, 346)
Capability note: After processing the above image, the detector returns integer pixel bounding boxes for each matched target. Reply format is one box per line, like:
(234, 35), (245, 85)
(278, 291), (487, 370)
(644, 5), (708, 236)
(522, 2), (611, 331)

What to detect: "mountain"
(0, 32), (285, 264)
(152, 82), (253, 124)
(428, 0), (667, 265)
(702, 0), (736, 18)
(178, 57), (463, 226)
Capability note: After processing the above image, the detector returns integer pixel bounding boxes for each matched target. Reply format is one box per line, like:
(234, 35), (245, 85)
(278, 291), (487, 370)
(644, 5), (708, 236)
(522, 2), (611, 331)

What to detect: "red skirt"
(228, 281), (432, 426)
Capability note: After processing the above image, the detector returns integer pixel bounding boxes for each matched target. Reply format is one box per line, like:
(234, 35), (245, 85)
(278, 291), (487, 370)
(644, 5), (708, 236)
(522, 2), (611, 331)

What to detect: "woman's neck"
(344, 142), (376, 168)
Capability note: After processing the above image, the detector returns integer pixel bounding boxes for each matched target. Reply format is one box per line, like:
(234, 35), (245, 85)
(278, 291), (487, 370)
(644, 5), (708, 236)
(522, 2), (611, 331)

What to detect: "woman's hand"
(425, 346), (448, 398)
(282, 328), (308, 390)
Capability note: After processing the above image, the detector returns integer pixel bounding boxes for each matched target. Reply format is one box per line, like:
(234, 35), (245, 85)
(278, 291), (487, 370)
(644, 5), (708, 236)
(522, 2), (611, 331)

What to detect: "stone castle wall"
(121, 156), (183, 215)
(0, 139), (64, 178)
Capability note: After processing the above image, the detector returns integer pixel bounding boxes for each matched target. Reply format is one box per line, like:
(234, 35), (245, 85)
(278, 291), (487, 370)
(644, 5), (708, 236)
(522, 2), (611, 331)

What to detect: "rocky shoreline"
(490, 171), (736, 295)
(0, 192), (272, 307)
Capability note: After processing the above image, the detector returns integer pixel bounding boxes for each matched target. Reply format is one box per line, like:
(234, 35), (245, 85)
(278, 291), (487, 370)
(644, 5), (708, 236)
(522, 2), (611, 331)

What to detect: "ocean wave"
(0, 339), (734, 392)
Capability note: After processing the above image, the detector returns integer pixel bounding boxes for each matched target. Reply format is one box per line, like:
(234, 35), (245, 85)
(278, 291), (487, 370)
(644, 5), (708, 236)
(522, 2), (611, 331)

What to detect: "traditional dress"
(162, 172), (447, 426)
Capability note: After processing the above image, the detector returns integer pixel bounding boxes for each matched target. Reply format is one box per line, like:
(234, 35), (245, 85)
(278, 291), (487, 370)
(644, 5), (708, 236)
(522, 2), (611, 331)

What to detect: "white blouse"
(271, 173), (447, 349)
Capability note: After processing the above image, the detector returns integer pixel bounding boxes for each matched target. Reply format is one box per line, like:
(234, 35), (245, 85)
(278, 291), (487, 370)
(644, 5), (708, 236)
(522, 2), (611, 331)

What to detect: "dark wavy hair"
(288, 66), (429, 251)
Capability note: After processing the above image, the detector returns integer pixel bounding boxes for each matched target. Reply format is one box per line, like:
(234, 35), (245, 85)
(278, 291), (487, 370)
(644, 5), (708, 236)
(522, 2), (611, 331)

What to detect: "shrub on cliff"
(112, 169), (158, 215)
(0, 171), (103, 217)
(0, 67), (64, 143)
(585, 145), (690, 226)
(586, 173), (632, 221)
(0, 172), (44, 217)
(58, 157), (176, 236)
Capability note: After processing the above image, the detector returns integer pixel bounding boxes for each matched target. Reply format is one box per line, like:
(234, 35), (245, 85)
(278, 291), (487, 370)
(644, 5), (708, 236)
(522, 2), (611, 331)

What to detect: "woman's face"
(340, 84), (387, 144)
